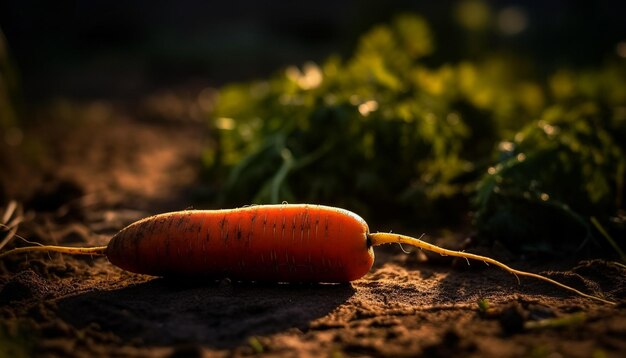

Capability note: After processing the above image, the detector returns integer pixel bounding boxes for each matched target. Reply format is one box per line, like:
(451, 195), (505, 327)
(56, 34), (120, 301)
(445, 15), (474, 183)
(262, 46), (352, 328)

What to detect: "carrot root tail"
(0, 245), (107, 259)
(369, 232), (616, 305)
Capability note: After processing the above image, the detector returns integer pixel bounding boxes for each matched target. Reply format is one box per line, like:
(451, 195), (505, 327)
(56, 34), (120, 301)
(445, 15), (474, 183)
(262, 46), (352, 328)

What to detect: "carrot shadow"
(428, 264), (522, 304)
(423, 258), (622, 304)
(56, 278), (355, 349)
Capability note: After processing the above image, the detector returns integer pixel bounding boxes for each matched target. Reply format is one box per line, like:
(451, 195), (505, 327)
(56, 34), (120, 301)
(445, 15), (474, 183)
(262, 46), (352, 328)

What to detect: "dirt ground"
(1, 99), (625, 358)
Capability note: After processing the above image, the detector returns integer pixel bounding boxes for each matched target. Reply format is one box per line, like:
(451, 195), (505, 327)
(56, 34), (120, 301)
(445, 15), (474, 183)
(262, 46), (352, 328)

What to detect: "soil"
(1, 98), (626, 358)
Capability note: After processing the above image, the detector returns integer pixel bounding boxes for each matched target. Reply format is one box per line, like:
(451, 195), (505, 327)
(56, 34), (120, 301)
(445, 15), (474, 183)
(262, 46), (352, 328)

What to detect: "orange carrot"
(107, 204), (373, 282)
(0, 204), (616, 305)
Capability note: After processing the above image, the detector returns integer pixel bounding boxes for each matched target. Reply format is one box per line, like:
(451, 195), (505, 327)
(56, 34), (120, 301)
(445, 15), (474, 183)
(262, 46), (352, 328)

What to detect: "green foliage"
(210, 15), (534, 218)
(523, 312), (587, 331)
(207, 13), (626, 254)
(475, 103), (625, 252)
(477, 298), (490, 313)
(248, 336), (264, 354)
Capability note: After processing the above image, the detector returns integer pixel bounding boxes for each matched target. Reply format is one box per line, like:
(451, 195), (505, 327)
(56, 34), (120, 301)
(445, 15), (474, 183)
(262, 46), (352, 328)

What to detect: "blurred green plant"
(209, 15), (536, 219)
(475, 103), (625, 253)
(207, 13), (626, 254)
(523, 312), (586, 331)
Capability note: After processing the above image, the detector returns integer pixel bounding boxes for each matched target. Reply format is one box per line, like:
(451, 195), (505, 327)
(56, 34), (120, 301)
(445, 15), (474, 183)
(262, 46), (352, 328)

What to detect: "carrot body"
(107, 204), (374, 282)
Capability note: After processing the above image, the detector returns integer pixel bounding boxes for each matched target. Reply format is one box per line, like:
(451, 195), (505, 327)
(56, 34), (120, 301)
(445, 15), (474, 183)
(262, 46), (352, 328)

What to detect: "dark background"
(2, 0), (626, 101)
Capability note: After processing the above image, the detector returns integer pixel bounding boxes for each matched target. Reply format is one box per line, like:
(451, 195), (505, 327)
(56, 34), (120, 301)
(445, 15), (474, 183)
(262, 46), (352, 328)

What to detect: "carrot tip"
(0, 245), (107, 259)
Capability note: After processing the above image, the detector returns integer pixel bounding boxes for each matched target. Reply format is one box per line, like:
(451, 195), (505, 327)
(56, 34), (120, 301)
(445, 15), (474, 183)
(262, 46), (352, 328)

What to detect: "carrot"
(0, 204), (616, 305)
(106, 204), (374, 282)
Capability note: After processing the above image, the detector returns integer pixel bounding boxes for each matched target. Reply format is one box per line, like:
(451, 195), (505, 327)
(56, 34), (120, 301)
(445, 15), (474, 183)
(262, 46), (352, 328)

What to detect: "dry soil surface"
(1, 103), (625, 357)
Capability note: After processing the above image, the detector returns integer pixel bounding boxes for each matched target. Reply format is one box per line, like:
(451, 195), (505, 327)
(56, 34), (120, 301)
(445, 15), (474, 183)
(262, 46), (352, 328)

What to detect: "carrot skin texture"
(106, 204), (374, 282)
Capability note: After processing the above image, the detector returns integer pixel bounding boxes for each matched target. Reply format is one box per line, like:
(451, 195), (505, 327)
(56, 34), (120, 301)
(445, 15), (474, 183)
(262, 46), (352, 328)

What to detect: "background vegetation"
(208, 13), (626, 256)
